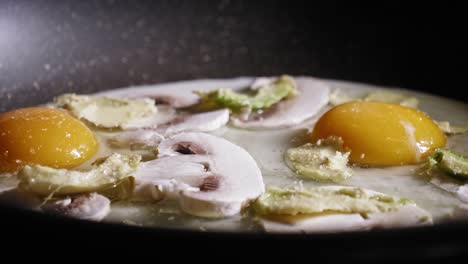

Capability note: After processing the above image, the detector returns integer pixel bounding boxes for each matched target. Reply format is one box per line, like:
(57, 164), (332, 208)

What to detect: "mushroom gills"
(135, 132), (265, 218)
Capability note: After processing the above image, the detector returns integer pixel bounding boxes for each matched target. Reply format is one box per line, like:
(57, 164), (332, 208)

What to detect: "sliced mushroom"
(257, 186), (432, 233)
(127, 93), (199, 109)
(158, 109), (229, 136)
(96, 77), (253, 110)
(41, 193), (111, 221)
(109, 109), (229, 148)
(122, 105), (177, 129)
(231, 77), (330, 129)
(135, 132), (265, 217)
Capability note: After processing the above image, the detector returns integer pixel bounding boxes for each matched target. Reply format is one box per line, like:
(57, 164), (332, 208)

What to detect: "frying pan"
(1, 1), (467, 260)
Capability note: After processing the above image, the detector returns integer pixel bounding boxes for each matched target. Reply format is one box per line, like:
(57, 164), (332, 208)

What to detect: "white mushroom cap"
(231, 77), (330, 129)
(136, 132), (265, 218)
(41, 193), (111, 221)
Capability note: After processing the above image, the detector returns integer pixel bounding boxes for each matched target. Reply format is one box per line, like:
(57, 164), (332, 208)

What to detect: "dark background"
(0, 1), (466, 112)
(1, 1), (468, 260)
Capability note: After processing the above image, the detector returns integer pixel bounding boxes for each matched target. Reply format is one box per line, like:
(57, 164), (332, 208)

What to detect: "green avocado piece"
(194, 75), (298, 112)
(97, 176), (136, 201)
(254, 187), (411, 216)
(364, 90), (419, 108)
(55, 94), (157, 128)
(428, 149), (468, 180)
(285, 138), (352, 182)
(18, 153), (141, 197)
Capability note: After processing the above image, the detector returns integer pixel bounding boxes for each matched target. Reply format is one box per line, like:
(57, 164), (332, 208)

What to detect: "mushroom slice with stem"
(41, 192), (111, 221)
(135, 132), (265, 218)
(230, 77), (330, 129)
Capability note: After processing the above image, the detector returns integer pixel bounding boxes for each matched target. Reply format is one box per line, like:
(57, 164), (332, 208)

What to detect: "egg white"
(87, 77), (468, 232)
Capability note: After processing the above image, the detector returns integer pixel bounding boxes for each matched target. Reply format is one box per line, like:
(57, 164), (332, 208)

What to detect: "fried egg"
(0, 107), (98, 172)
(311, 101), (447, 166)
(1, 77), (467, 233)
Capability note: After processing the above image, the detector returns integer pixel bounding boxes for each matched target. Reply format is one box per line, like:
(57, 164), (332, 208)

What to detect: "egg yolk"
(311, 101), (446, 166)
(0, 107), (98, 172)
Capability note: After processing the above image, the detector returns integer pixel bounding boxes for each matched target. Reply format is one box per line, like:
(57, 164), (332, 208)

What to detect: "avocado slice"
(55, 93), (157, 128)
(254, 187), (411, 216)
(428, 149), (468, 181)
(18, 153), (141, 197)
(285, 137), (352, 182)
(194, 75), (298, 112)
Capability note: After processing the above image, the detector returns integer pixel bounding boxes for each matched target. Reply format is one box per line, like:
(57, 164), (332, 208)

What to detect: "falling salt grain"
(33, 82), (40, 91)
